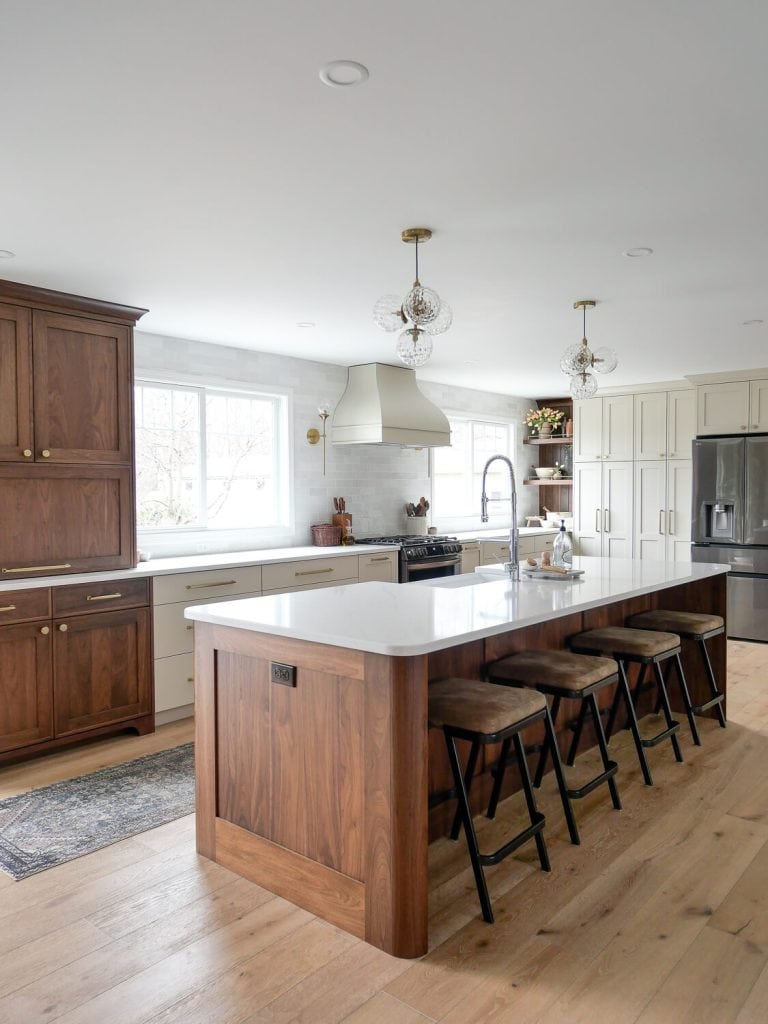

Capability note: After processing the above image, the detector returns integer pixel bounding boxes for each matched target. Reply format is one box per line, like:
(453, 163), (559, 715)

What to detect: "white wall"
(134, 332), (537, 553)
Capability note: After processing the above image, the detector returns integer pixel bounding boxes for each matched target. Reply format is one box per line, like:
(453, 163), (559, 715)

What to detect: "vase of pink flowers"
(524, 406), (564, 438)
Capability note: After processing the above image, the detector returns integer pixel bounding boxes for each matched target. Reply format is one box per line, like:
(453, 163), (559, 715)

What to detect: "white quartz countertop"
(185, 556), (729, 657)
(0, 543), (399, 593)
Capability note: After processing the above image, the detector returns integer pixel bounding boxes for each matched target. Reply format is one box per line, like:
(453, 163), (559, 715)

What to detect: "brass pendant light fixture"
(372, 227), (453, 368)
(561, 299), (618, 399)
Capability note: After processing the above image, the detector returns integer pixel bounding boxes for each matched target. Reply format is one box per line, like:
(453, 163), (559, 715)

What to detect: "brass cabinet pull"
(295, 567), (334, 577)
(58, 623), (68, 632)
(0, 604), (17, 612)
(186, 624), (194, 630)
(2, 563), (72, 574)
(40, 449), (51, 458)
(186, 677), (195, 683)
(367, 556), (391, 563)
(185, 579), (237, 590)
(22, 449), (32, 458)
(86, 592), (122, 602)
(40, 625), (50, 635)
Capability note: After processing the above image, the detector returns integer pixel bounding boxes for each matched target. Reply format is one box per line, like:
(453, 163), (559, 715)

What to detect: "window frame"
(134, 373), (294, 554)
(430, 412), (518, 528)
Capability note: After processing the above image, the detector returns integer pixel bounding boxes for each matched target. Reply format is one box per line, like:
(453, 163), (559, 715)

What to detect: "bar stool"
(626, 610), (726, 733)
(569, 626), (687, 786)
(429, 677), (557, 923)
(486, 651), (622, 833)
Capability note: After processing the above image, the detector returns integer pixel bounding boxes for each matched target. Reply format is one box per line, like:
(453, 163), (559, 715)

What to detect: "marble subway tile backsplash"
(135, 331), (536, 552)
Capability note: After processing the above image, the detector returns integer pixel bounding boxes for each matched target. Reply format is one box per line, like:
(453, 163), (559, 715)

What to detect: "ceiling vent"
(331, 363), (451, 447)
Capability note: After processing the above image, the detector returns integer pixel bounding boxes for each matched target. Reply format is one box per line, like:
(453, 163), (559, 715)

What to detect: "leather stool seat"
(489, 650), (617, 693)
(429, 677), (546, 734)
(572, 626), (680, 660)
(626, 609), (724, 639)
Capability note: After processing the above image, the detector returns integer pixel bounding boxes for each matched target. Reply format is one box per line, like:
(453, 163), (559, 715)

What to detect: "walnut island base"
(187, 556), (728, 959)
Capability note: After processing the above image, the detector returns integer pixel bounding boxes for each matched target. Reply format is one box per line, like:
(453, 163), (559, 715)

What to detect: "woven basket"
(311, 523), (342, 546)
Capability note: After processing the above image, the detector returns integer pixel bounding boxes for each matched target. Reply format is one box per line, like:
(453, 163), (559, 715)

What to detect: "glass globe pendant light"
(372, 227), (452, 367)
(562, 299), (618, 398)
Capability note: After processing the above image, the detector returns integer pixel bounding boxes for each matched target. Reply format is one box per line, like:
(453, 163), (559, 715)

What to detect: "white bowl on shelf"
(534, 467), (555, 479)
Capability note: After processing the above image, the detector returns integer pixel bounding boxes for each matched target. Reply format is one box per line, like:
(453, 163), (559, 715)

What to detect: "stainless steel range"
(357, 535), (462, 583)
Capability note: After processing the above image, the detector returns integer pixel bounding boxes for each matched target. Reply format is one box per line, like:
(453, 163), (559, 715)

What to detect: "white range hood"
(332, 363), (451, 447)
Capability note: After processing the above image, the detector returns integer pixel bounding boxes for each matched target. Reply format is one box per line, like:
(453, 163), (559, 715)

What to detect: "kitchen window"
(432, 416), (516, 518)
(134, 381), (290, 534)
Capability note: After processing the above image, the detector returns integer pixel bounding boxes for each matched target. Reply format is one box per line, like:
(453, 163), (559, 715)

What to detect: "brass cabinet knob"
(40, 449), (51, 458)
(58, 623), (68, 632)
(22, 449), (32, 458)
(40, 625), (50, 635)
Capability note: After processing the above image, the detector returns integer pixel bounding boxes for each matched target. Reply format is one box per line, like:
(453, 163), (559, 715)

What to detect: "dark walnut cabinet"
(0, 579), (153, 763)
(0, 280), (146, 579)
(0, 279), (152, 762)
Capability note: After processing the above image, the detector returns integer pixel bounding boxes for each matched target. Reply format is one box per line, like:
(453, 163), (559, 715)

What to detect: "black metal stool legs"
(444, 732), (494, 922)
(587, 692), (622, 811)
(449, 739), (481, 841)
(615, 661), (655, 787)
(696, 636), (727, 727)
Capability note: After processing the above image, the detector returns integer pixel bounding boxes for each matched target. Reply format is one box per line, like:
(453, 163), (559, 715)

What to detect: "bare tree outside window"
(135, 383), (284, 530)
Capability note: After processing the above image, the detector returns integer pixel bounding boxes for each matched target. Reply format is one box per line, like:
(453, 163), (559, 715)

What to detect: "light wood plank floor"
(1, 641), (767, 1023)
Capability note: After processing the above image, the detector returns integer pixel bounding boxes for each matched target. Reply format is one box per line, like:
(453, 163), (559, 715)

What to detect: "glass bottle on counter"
(552, 519), (572, 568)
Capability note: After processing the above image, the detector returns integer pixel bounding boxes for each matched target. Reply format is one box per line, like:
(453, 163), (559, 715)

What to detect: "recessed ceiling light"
(296, 321), (316, 329)
(622, 247), (654, 258)
(742, 319), (764, 326)
(0, 250), (15, 259)
(319, 60), (369, 88)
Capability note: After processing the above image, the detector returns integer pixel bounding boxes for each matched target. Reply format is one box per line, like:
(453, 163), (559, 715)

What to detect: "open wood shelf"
(523, 436), (573, 445)
(523, 478), (573, 486)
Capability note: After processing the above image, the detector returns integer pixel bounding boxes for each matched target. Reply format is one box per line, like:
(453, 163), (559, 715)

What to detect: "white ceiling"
(3, 0), (768, 397)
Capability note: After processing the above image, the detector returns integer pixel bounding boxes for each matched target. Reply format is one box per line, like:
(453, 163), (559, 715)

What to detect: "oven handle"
(407, 558), (461, 571)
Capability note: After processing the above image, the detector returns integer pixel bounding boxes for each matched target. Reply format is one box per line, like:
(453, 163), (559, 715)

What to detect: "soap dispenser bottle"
(552, 519), (572, 568)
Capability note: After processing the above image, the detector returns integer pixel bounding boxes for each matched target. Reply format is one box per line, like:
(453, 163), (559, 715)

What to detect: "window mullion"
(198, 389), (207, 527)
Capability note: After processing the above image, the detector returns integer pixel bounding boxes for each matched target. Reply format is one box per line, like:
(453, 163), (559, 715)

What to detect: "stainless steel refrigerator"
(691, 434), (768, 641)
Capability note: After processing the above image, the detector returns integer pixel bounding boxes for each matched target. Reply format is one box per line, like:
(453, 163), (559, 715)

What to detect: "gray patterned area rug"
(0, 743), (195, 880)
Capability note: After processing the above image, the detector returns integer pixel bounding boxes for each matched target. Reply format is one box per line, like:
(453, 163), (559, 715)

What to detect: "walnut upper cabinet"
(0, 279), (147, 578)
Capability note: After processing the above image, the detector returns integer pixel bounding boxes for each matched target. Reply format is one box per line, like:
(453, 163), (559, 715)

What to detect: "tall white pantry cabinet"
(573, 389), (695, 561)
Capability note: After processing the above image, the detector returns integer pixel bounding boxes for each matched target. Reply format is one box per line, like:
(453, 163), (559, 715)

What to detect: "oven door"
(403, 557), (461, 583)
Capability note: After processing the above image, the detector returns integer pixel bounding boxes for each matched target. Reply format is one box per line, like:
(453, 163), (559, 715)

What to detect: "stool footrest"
(566, 762), (619, 800)
(479, 812), (546, 867)
(640, 720), (681, 748)
(692, 694), (725, 714)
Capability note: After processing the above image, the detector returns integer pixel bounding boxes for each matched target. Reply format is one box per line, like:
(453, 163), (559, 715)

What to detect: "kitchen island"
(186, 556), (728, 958)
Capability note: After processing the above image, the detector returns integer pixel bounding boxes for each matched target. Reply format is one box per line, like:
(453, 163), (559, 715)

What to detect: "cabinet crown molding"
(0, 277), (148, 324)
(686, 369), (768, 385)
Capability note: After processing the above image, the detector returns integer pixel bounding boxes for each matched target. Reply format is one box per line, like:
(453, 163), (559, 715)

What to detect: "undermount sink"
(411, 573), (498, 589)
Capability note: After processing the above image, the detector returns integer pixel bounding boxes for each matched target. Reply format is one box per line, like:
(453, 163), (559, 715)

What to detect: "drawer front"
(52, 578), (149, 617)
(517, 537), (534, 556)
(262, 555), (358, 592)
(0, 588), (51, 624)
(358, 552), (397, 583)
(480, 542), (510, 562)
(152, 565), (262, 605)
(154, 653), (195, 713)
(154, 591), (261, 659)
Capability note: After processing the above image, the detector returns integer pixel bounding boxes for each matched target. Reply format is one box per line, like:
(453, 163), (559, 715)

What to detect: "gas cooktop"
(357, 535), (457, 545)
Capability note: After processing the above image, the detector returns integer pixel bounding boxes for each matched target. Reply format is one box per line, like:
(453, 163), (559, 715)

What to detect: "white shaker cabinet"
(634, 389), (695, 461)
(574, 395), (633, 462)
(634, 460), (692, 562)
(697, 381), (750, 435)
(749, 380), (768, 432)
(573, 461), (632, 557)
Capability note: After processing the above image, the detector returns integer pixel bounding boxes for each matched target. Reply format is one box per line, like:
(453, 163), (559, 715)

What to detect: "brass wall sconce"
(307, 403), (332, 474)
